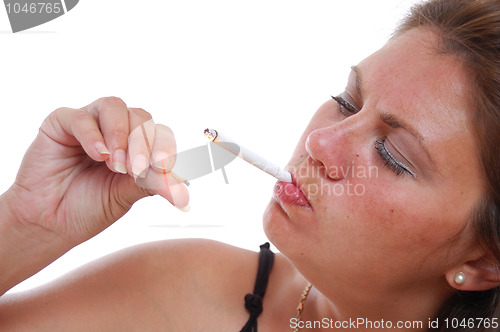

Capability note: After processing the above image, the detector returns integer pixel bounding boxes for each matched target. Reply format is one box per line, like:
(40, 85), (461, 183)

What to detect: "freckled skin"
(263, 28), (485, 320)
(0, 28), (492, 331)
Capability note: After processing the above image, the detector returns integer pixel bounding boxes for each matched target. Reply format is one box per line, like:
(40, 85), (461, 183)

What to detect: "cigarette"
(171, 172), (190, 186)
(204, 128), (292, 183)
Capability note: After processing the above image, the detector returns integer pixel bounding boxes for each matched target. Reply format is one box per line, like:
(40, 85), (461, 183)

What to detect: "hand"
(6, 97), (189, 246)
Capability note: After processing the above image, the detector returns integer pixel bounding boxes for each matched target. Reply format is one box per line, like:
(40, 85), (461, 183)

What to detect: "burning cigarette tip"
(204, 128), (218, 141)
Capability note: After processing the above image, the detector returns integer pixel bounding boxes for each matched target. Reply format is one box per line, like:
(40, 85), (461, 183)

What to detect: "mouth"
(273, 173), (311, 208)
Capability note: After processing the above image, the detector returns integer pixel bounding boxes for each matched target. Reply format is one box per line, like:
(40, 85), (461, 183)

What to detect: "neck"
(300, 279), (451, 331)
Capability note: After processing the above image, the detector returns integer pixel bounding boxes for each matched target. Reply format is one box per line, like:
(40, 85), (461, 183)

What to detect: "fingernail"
(176, 204), (190, 213)
(96, 142), (111, 156)
(132, 154), (149, 178)
(112, 149), (127, 174)
(152, 152), (172, 170)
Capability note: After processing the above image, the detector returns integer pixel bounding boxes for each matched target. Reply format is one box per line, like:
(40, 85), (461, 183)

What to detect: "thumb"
(110, 175), (154, 213)
(130, 169), (190, 209)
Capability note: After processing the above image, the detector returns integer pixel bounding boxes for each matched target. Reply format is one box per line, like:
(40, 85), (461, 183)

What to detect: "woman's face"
(263, 28), (485, 299)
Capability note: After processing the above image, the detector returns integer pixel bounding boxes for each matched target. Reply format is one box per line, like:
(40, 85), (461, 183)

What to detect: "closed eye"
(375, 138), (416, 178)
(332, 95), (359, 117)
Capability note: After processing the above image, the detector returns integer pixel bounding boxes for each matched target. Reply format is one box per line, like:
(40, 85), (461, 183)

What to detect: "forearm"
(0, 190), (70, 296)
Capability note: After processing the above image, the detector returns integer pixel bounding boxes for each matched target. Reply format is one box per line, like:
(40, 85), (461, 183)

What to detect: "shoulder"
(129, 238), (260, 293)
(0, 239), (263, 331)
(105, 238), (264, 331)
(129, 238), (260, 297)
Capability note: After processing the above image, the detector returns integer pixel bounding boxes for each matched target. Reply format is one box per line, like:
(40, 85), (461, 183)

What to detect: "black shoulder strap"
(240, 242), (275, 332)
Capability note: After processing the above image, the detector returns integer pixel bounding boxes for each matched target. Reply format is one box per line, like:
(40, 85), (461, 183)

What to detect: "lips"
(273, 176), (310, 207)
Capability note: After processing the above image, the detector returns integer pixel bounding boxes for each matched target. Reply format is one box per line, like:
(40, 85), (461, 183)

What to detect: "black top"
(240, 243), (275, 332)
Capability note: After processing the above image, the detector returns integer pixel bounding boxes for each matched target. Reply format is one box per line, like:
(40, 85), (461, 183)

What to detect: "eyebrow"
(381, 111), (437, 168)
(351, 65), (363, 98)
(351, 65), (437, 168)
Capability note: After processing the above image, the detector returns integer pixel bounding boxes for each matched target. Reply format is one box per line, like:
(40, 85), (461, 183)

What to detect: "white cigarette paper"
(204, 128), (292, 183)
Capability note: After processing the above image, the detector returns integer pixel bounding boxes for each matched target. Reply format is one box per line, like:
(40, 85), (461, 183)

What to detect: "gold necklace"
(293, 282), (313, 332)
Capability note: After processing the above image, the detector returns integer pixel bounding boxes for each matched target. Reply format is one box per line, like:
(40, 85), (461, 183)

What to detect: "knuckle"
(98, 96), (127, 111)
(53, 106), (69, 114)
(109, 127), (129, 140)
(129, 107), (152, 120)
(44, 107), (64, 124)
(73, 109), (93, 122)
(41, 109), (62, 132)
(70, 111), (96, 136)
(51, 107), (74, 120)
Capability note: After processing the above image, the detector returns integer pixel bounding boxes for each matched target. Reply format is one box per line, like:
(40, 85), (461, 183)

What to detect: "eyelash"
(375, 139), (416, 177)
(331, 95), (416, 178)
(331, 95), (358, 116)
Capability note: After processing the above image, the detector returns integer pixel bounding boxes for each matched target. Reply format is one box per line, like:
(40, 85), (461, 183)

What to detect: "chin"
(262, 199), (308, 261)
(262, 200), (287, 250)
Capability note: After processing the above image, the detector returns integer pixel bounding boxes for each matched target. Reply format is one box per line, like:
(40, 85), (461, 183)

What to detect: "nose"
(304, 117), (366, 181)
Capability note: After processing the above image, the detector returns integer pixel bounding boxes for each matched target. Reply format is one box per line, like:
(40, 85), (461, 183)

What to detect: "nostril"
(326, 165), (345, 181)
(303, 156), (328, 179)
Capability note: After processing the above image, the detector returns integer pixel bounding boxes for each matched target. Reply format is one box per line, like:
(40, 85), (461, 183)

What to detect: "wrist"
(0, 190), (70, 295)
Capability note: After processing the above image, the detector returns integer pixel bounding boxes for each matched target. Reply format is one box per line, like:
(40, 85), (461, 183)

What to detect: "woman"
(0, 0), (499, 330)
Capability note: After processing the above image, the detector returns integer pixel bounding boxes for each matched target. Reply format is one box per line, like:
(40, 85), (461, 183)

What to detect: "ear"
(446, 255), (500, 291)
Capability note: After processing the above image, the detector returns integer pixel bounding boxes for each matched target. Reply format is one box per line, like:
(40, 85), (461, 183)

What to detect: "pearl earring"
(454, 272), (466, 285)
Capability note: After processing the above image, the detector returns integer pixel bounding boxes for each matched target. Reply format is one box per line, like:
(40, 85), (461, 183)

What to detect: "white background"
(0, 0), (420, 292)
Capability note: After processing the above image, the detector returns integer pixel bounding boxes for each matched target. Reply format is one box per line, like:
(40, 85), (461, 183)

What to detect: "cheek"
(315, 176), (464, 265)
(362, 184), (448, 245)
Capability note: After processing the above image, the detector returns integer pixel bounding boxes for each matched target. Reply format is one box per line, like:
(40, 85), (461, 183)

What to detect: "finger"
(82, 97), (130, 174)
(127, 108), (155, 179)
(150, 124), (177, 172)
(46, 107), (111, 162)
(135, 170), (190, 208)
